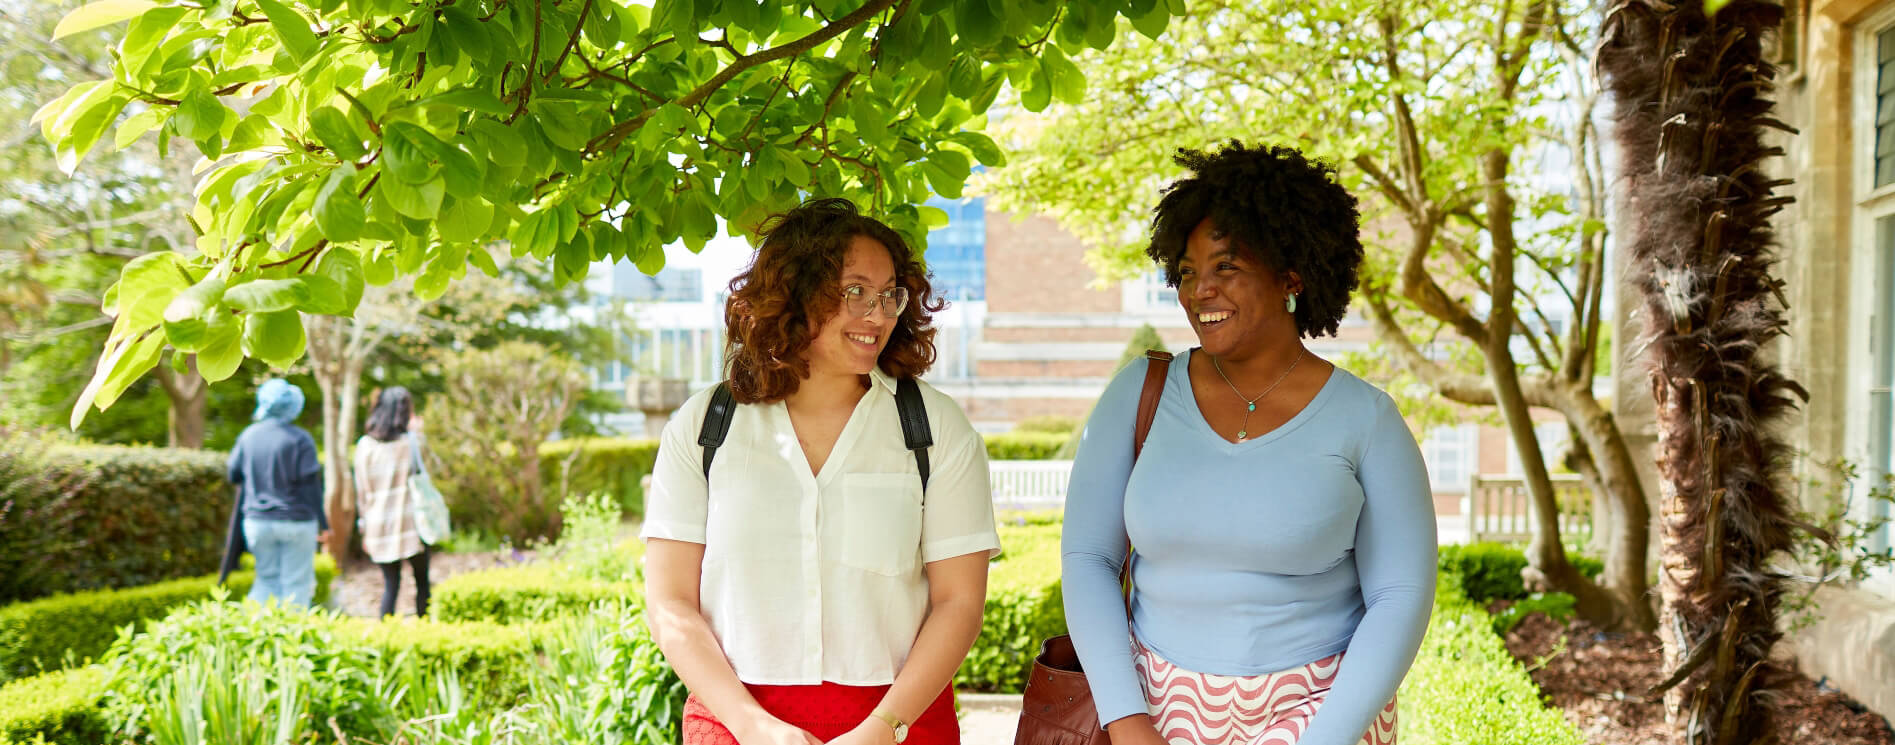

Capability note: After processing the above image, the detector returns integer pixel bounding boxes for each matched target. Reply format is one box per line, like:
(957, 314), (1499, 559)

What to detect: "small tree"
(427, 340), (590, 542)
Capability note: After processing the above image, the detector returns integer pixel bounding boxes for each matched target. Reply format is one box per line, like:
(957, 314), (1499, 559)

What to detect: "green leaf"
(633, 238), (666, 275)
(1040, 44), (1087, 105)
(1704, 0), (1733, 14)
(555, 230), (590, 282)
(949, 131), (1006, 167)
(916, 72), (948, 120)
(54, 0), (158, 40)
(119, 6), (190, 77)
(56, 91), (131, 174)
(253, 0), (318, 62)
(196, 311), (243, 382)
(467, 245), (500, 277)
(382, 122), (442, 185)
(224, 278), (311, 313)
(308, 107), (367, 160)
(947, 56), (981, 99)
(423, 87), (511, 116)
(313, 166), (365, 241)
(115, 106), (168, 150)
(242, 310), (307, 369)
(441, 196), (496, 243)
(1129, 2), (1170, 40)
(510, 208), (559, 259)
(682, 193), (717, 251)
(299, 274), (349, 314)
(172, 88), (226, 141)
(114, 252), (192, 330)
(1019, 63), (1051, 113)
(435, 143), (487, 199)
(953, 0), (1002, 47)
(313, 247), (366, 313)
(161, 276), (226, 352)
(362, 251), (396, 286)
(71, 328), (165, 428)
(924, 148), (971, 199)
(379, 175), (446, 220)
(472, 119), (527, 168)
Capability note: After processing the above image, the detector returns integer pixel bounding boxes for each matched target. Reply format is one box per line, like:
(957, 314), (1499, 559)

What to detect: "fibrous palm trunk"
(1597, 1), (1807, 742)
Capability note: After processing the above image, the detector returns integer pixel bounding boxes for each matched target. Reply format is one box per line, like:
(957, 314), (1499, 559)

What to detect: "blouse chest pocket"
(839, 473), (924, 576)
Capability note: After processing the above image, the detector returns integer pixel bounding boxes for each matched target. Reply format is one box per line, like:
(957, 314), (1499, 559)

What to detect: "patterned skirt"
(1133, 637), (1398, 745)
(683, 681), (958, 745)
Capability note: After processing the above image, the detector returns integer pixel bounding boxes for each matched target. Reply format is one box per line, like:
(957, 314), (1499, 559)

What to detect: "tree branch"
(585, 0), (900, 154)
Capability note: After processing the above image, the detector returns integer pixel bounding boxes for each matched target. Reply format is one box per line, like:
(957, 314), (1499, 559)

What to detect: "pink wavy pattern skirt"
(1133, 637), (1397, 745)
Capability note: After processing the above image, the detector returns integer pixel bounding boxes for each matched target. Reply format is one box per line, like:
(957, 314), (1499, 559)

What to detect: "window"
(1421, 425), (1476, 492)
(925, 196), (985, 301)
(1876, 25), (1894, 189)
(1125, 270), (1177, 311)
(1868, 217), (1894, 555)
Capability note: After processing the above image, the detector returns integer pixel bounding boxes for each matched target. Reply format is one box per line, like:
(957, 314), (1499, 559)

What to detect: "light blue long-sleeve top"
(1060, 351), (1437, 745)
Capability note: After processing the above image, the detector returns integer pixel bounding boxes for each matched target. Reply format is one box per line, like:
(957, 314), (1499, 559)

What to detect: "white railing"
(1464, 473), (1596, 545)
(989, 459), (1074, 512)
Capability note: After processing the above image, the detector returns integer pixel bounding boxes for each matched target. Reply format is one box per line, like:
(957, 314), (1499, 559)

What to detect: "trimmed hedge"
(1399, 579), (1588, 745)
(346, 617), (556, 704)
(1, 445), (231, 604)
(0, 667), (107, 745)
(1438, 542), (1604, 603)
(956, 518), (1066, 692)
(434, 563), (633, 624)
(0, 555), (336, 682)
(539, 437), (660, 517)
(983, 432), (1069, 461)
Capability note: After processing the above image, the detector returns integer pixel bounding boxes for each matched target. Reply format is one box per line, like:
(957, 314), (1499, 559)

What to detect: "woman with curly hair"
(1060, 142), (1436, 745)
(641, 198), (1000, 745)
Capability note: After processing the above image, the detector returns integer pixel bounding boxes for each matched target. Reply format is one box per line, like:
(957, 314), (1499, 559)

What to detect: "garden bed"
(1501, 610), (1895, 745)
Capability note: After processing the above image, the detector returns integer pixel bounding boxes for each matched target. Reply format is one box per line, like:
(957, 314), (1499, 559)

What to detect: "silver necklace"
(1210, 348), (1305, 441)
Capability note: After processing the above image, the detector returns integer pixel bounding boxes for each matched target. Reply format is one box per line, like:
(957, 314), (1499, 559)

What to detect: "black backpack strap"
(697, 382), (737, 479)
(894, 377), (933, 490)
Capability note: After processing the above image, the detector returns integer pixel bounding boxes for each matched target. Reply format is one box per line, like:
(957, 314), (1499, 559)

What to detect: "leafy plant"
(1776, 458), (1895, 632)
(427, 341), (590, 542)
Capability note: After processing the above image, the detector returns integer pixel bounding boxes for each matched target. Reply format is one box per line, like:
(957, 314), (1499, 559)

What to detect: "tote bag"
(406, 433), (451, 545)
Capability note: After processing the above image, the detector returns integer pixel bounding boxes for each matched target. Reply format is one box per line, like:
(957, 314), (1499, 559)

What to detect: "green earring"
(1286, 293), (1297, 313)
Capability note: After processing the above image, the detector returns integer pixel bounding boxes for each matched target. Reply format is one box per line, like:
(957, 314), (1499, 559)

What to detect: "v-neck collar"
(1181, 348), (1340, 450)
(776, 367), (895, 486)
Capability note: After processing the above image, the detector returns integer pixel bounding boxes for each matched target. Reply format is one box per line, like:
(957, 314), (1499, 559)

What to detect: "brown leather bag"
(1013, 350), (1172, 745)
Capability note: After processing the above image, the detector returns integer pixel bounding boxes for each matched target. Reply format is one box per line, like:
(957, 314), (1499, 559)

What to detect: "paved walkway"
(959, 694), (1022, 745)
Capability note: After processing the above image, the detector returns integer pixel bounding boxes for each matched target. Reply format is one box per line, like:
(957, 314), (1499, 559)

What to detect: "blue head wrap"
(253, 378), (306, 423)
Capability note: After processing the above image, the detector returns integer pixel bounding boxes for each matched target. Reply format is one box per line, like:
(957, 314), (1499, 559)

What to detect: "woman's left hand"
(825, 720), (895, 745)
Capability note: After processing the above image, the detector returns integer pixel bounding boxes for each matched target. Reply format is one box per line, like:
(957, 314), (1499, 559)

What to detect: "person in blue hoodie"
(226, 378), (328, 608)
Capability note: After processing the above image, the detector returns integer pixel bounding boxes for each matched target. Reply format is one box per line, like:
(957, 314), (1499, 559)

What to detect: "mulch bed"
(1499, 607), (1894, 744)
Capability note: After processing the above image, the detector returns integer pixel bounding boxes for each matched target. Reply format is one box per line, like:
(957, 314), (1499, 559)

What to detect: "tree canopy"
(37, 0), (1181, 426)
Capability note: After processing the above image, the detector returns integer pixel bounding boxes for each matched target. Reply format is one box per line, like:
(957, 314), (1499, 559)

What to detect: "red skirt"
(683, 682), (959, 745)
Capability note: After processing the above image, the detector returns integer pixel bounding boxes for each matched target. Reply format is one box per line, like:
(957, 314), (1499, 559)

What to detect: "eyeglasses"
(841, 284), (909, 318)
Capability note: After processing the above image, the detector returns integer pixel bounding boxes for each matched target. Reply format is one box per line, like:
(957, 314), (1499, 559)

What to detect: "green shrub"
(348, 617), (555, 706)
(956, 521), (1067, 693)
(539, 438), (661, 518)
(1491, 592), (1579, 635)
(1012, 415), (1081, 436)
(0, 555), (336, 681)
(983, 432), (1069, 461)
(0, 667), (108, 745)
(1437, 542), (1602, 603)
(0, 444), (230, 604)
(0, 430), (91, 607)
(433, 563), (632, 624)
(530, 602), (688, 745)
(1399, 580), (1588, 745)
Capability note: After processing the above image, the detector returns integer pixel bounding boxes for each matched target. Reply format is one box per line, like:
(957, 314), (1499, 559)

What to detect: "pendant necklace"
(1211, 348), (1305, 441)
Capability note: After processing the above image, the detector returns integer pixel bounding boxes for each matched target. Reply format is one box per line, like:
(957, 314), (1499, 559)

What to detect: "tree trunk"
(1551, 388), (1658, 631)
(1599, 2), (1804, 741)
(154, 354), (207, 449)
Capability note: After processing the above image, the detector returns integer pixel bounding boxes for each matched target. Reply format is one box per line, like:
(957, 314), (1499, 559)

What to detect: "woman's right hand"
(1105, 715), (1169, 745)
(732, 715), (823, 745)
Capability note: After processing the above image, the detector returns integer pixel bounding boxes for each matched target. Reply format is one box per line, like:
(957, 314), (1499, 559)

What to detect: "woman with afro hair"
(1060, 142), (1436, 745)
(641, 198), (1000, 745)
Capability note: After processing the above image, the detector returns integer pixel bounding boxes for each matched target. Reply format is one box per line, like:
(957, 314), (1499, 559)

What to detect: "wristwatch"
(869, 710), (909, 744)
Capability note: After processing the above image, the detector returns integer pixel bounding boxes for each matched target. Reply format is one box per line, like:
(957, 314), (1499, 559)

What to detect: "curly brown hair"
(1147, 141), (1363, 338)
(725, 198), (942, 404)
